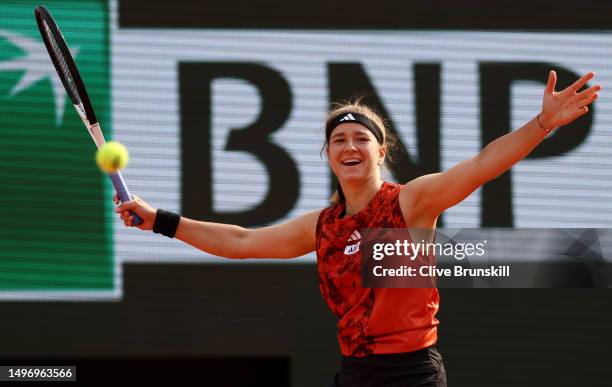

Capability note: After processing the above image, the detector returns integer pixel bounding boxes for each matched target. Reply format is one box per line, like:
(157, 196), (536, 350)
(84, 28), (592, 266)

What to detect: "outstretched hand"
(114, 194), (156, 230)
(539, 71), (601, 131)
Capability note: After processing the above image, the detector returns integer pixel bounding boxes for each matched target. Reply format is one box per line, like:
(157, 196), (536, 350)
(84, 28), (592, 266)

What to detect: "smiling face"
(327, 123), (386, 185)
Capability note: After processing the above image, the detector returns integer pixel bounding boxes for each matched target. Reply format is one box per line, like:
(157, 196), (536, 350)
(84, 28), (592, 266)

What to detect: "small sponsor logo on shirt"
(344, 230), (361, 255)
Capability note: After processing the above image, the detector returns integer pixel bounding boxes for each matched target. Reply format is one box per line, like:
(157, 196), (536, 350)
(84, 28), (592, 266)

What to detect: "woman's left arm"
(403, 71), (601, 218)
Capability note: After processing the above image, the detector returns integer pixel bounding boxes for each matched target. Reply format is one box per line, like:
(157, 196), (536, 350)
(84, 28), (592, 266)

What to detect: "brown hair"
(323, 98), (398, 204)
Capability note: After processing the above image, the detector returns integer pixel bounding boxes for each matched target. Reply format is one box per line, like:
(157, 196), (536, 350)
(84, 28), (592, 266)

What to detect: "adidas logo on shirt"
(339, 113), (356, 122)
(344, 230), (361, 255)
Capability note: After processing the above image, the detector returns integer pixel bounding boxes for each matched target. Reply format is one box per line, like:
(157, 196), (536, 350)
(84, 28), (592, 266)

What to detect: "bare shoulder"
(292, 209), (323, 240)
(398, 176), (430, 214)
(399, 176), (441, 227)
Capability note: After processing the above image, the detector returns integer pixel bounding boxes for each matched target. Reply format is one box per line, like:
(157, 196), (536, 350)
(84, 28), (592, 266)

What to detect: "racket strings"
(43, 20), (81, 104)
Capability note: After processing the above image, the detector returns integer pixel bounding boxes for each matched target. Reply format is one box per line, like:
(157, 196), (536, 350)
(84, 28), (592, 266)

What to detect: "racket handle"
(109, 172), (143, 226)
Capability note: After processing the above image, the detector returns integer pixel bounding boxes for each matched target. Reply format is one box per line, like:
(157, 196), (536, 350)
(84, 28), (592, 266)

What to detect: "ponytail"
(330, 182), (345, 205)
(337, 183), (345, 202)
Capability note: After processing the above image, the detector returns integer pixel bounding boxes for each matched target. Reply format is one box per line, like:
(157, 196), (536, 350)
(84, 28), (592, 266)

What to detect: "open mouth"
(342, 159), (362, 166)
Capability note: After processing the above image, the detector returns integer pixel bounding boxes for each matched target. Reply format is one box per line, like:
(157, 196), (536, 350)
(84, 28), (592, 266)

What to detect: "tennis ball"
(96, 141), (129, 173)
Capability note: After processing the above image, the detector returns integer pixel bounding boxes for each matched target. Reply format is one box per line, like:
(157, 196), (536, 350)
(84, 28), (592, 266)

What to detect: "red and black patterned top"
(316, 182), (439, 357)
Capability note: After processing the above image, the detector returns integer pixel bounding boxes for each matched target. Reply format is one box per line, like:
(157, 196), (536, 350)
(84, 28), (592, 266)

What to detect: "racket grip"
(109, 172), (143, 226)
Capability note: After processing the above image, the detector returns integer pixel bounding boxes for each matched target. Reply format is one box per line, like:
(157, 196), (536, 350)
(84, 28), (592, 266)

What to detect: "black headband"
(326, 112), (384, 144)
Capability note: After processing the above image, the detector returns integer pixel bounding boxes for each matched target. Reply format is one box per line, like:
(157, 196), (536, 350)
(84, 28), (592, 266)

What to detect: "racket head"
(35, 5), (98, 124)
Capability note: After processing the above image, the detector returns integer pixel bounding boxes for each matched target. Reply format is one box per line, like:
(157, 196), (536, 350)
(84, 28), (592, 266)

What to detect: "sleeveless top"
(316, 182), (439, 357)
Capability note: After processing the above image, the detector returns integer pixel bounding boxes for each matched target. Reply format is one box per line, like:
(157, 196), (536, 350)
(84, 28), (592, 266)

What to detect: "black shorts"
(332, 346), (447, 387)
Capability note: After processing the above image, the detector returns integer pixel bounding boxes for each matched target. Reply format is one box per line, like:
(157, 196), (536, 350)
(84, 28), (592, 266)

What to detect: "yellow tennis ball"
(96, 141), (129, 173)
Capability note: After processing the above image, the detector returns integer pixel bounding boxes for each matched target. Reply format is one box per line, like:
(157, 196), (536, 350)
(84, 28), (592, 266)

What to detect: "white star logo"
(0, 29), (79, 126)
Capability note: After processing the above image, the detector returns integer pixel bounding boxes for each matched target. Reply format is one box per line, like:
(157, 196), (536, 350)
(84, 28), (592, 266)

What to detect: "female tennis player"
(116, 70), (600, 386)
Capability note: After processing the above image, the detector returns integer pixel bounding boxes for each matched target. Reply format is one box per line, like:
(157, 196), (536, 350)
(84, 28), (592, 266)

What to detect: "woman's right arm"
(114, 195), (320, 259)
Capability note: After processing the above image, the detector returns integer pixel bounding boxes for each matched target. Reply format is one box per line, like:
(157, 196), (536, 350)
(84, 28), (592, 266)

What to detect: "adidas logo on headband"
(339, 113), (356, 121)
(326, 111), (384, 144)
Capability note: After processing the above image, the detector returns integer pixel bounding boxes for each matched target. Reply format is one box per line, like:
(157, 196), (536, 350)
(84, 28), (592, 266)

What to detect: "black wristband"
(153, 209), (181, 238)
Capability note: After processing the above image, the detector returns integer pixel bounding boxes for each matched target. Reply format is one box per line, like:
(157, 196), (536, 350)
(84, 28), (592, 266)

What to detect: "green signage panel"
(0, 1), (114, 294)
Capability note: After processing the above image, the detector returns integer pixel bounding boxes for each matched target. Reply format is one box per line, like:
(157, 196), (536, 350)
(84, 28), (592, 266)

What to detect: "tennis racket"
(35, 5), (142, 225)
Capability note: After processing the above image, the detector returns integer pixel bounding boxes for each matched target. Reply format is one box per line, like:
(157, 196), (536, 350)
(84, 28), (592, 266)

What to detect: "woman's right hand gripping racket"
(35, 5), (142, 225)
